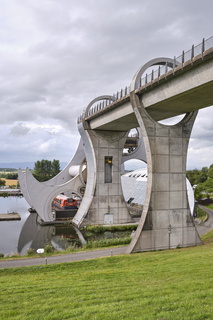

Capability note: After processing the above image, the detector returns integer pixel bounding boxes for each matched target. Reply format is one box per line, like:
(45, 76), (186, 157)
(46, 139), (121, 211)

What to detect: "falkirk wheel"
(18, 122), (147, 225)
(19, 56), (202, 252)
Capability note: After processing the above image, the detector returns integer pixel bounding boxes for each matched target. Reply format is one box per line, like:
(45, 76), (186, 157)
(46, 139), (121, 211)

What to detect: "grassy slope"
(0, 237), (213, 320)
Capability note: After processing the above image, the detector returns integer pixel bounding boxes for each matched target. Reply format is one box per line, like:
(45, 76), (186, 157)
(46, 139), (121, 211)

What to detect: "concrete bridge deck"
(82, 48), (213, 131)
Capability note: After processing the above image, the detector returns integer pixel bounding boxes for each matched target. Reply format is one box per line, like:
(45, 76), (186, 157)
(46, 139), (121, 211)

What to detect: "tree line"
(0, 159), (61, 186)
(0, 172), (18, 179)
(186, 164), (213, 199)
(0, 169), (19, 187)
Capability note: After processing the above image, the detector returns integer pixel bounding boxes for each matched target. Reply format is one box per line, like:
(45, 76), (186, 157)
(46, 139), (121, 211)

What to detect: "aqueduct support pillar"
(72, 121), (134, 227)
(126, 91), (202, 253)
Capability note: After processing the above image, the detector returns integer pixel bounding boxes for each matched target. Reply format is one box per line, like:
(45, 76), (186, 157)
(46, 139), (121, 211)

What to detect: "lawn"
(0, 239), (213, 319)
(206, 204), (213, 210)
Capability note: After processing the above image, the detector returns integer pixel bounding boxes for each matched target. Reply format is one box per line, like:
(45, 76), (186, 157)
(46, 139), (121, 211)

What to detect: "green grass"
(201, 230), (213, 244)
(206, 204), (213, 210)
(0, 235), (213, 320)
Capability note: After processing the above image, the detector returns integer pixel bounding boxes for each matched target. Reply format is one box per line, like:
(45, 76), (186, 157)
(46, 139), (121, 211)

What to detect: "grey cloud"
(10, 123), (30, 136)
(0, 0), (213, 167)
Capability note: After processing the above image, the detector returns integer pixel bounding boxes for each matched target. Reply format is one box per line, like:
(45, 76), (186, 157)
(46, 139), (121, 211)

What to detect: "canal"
(0, 197), (80, 256)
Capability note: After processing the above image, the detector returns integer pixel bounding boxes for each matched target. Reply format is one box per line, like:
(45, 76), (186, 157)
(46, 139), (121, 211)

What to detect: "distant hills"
(0, 162), (68, 170)
(0, 162), (35, 170)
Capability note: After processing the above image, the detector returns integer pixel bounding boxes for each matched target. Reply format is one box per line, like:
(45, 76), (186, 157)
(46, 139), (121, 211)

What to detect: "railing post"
(202, 38), (205, 59)
(165, 61), (168, 79)
(191, 44), (194, 65)
(151, 69), (154, 83)
(191, 44), (194, 59)
(182, 50), (184, 68)
(173, 56), (176, 74)
(158, 65), (161, 81)
(165, 61), (168, 73)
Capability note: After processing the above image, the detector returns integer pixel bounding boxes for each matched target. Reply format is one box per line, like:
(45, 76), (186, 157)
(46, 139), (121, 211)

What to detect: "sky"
(0, 0), (213, 170)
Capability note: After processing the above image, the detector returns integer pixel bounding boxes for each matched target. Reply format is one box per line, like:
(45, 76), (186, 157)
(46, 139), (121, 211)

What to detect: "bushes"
(83, 224), (137, 233)
(0, 192), (10, 197)
(27, 248), (35, 256)
(83, 236), (131, 249)
(81, 225), (137, 249)
(44, 243), (54, 254)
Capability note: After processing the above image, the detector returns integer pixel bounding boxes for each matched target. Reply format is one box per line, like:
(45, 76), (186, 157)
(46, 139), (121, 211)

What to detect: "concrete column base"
(127, 92), (202, 253)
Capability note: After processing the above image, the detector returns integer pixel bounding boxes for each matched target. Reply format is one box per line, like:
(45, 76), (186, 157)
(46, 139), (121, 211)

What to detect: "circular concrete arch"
(130, 57), (180, 91)
(122, 127), (147, 163)
(84, 95), (114, 117)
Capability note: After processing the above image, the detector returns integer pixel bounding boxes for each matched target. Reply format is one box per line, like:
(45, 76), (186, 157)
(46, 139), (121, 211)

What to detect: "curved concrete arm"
(130, 57), (180, 91)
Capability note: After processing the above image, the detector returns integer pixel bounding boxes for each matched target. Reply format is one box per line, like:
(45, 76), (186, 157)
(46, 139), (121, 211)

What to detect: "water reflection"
(18, 213), (82, 255)
(0, 197), (84, 256)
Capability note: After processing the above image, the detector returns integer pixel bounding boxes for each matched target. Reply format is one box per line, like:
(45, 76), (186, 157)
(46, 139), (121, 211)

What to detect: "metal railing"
(78, 36), (213, 123)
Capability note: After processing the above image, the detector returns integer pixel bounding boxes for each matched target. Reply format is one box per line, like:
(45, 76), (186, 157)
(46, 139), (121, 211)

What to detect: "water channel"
(0, 197), (81, 256)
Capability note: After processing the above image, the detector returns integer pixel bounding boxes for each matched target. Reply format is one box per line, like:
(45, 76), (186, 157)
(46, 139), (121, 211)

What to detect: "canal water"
(0, 197), (80, 256)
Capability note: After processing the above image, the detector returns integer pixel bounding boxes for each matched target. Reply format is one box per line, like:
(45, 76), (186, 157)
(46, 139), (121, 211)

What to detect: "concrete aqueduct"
(19, 37), (213, 253)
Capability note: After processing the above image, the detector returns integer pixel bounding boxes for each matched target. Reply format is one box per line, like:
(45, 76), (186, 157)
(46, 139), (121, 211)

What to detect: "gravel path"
(195, 205), (213, 236)
(0, 246), (127, 269)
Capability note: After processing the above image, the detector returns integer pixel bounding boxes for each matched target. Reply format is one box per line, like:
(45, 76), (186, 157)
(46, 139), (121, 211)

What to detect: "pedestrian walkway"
(0, 246), (127, 269)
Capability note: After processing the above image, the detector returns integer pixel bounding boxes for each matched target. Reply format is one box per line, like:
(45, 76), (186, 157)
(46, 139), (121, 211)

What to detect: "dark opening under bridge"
(19, 37), (213, 253)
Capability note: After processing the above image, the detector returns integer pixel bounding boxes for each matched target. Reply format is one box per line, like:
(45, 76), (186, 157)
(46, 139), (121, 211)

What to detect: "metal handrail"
(78, 36), (213, 123)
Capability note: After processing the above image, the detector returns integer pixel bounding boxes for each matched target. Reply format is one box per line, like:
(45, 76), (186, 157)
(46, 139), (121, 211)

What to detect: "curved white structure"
(121, 169), (195, 216)
(19, 138), (86, 221)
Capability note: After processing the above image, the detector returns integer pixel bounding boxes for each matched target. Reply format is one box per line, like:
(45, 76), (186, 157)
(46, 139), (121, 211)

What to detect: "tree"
(186, 169), (200, 186)
(200, 178), (213, 193)
(0, 179), (5, 187)
(6, 173), (18, 179)
(33, 159), (61, 182)
(207, 164), (213, 179)
(51, 160), (60, 177)
(187, 164), (213, 199)
(198, 167), (208, 183)
(194, 185), (203, 199)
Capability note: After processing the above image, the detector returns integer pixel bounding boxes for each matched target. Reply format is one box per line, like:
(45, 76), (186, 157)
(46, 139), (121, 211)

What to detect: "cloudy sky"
(0, 0), (212, 170)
